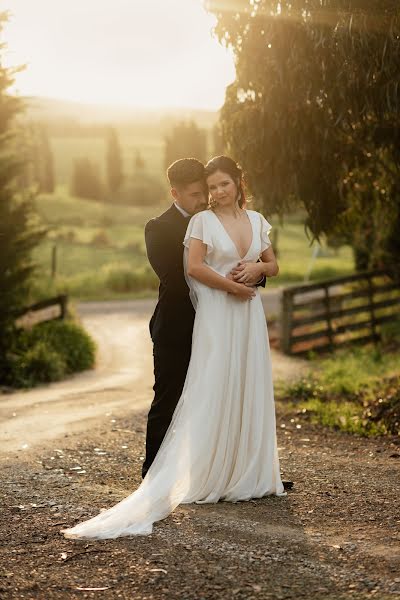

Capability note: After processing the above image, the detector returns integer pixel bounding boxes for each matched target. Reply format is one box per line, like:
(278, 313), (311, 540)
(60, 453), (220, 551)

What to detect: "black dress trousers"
(141, 341), (191, 478)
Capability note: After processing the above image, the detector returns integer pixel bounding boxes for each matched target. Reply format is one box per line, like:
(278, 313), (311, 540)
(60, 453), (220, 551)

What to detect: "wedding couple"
(62, 155), (290, 540)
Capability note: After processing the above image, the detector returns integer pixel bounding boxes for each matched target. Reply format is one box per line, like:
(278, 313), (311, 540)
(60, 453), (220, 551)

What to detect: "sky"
(3, 0), (236, 110)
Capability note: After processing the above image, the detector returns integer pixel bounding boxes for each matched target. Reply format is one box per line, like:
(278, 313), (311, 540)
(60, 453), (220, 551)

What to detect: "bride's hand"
(231, 282), (257, 301)
(230, 261), (264, 285)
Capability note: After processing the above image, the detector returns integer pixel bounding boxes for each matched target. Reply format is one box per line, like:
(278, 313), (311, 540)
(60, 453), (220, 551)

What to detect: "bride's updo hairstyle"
(204, 155), (246, 209)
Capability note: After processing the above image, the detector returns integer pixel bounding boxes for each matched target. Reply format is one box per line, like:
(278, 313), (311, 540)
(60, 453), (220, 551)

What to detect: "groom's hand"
(230, 261), (264, 286)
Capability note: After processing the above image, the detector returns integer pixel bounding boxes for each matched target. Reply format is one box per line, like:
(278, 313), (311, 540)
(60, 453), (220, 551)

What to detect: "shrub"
(103, 263), (158, 293)
(1, 319), (96, 389)
(29, 320), (96, 373)
(17, 340), (66, 386)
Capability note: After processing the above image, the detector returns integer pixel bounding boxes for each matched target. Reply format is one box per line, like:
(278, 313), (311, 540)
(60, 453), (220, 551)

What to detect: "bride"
(61, 155), (286, 540)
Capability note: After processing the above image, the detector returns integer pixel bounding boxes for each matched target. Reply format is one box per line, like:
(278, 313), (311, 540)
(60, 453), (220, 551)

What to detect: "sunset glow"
(4, 0), (235, 109)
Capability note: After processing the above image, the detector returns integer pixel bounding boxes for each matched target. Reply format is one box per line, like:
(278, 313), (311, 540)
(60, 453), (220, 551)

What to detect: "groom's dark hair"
(167, 158), (205, 189)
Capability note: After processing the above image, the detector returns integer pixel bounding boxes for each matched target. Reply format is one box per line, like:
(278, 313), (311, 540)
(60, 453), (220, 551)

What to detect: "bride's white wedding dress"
(61, 209), (286, 540)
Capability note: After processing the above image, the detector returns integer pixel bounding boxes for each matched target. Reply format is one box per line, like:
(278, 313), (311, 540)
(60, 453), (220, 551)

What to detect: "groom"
(143, 158), (292, 490)
(142, 158), (206, 478)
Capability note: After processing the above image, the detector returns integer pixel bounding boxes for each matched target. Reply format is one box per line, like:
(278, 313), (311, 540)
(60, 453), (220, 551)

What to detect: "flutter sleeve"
(260, 213), (273, 252)
(183, 211), (213, 255)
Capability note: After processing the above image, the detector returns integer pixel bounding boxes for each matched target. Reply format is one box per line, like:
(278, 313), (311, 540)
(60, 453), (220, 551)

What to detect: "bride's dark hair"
(204, 155), (246, 209)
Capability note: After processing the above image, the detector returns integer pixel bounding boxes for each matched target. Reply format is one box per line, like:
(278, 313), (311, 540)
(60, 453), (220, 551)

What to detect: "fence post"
(367, 274), (378, 343)
(324, 285), (334, 349)
(59, 294), (68, 320)
(51, 244), (57, 279)
(281, 289), (294, 354)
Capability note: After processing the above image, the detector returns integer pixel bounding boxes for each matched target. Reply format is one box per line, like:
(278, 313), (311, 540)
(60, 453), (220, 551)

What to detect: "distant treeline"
(15, 116), (224, 206)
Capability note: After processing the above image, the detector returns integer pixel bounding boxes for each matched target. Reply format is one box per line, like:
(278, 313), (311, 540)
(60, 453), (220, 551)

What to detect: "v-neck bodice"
(183, 209), (272, 277)
(210, 210), (254, 261)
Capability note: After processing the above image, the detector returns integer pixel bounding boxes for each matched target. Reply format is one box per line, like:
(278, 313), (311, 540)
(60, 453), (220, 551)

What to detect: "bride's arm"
(186, 238), (256, 300)
(233, 247), (279, 284)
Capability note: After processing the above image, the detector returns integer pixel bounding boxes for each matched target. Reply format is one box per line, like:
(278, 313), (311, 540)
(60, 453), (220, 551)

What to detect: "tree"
(164, 120), (207, 169)
(0, 12), (46, 374)
(212, 121), (225, 156)
(71, 157), (103, 201)
(17, 122), (55, 193)
(37, 124), (55, 193)
(134, 149), (146, 171)
(106, 126), (123, 194)
(207, 1), (400, 272)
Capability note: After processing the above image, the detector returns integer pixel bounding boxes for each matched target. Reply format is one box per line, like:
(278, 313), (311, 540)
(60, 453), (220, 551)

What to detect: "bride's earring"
(209, 194), (217, 209)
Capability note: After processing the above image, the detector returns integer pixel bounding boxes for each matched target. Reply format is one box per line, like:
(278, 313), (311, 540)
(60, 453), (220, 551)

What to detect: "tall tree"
(37, 124), (55, 193)
(208, 1), (400, 271)
(71, 157), (103, 201)
(164, 120), (207, 169)
(0, 12), (46, 365)
(106, 126), (123, 194)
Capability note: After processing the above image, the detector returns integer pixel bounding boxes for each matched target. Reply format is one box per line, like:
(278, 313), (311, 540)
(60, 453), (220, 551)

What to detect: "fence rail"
(281, 270), (400, 355)
(15, 294), (68, 328)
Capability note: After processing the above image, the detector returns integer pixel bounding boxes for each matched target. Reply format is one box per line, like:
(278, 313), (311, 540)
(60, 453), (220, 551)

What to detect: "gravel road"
(0, 297), (399, 599)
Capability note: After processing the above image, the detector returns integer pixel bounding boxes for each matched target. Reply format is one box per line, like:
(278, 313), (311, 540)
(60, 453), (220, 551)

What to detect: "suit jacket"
(145, 204), (267, 348)
(145, 204), (195, 347)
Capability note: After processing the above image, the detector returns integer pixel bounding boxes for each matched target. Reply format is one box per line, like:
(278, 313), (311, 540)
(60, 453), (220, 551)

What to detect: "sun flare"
(3, 0), (235, 109)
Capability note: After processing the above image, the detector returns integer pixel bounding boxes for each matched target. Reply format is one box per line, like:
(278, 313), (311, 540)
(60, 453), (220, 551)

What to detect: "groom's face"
(172, 181), (207, 215)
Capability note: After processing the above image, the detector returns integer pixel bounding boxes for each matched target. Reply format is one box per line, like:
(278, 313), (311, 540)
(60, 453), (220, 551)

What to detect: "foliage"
(164, 120), (207, 169)
(1, 319), (96, 388)
(282, 345), (400, 436)
(16, 122), (55, 193)
(0, 12), (47, 363)
(105, 126), (123, 194)
(103, 263), (158, 293)
(337, 146), (400, 271)
(70, 157), (104, 201)
(113, 172), (165, 206)
(208, 0), (400, 271)
(31, 192), (354, 300)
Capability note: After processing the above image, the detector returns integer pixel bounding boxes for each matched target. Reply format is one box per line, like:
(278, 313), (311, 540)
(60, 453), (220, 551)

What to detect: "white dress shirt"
(174, 202), (191, 218)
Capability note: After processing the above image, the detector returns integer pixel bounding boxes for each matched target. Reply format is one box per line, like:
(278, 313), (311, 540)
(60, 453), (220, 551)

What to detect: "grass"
(31, 189), (355, 301)
(280, 338), (400, 437)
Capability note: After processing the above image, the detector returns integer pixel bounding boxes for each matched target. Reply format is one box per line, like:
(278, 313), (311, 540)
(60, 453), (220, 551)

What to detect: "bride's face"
(207, 170), (239, 209)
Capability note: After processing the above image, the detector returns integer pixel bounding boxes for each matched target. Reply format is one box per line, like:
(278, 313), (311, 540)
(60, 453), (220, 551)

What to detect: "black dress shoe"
(282, 480), (294, 490)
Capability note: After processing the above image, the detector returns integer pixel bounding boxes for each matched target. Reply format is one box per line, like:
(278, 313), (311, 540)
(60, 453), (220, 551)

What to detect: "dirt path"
(0, 296), (304, 455)
(0, 299), (399, 599)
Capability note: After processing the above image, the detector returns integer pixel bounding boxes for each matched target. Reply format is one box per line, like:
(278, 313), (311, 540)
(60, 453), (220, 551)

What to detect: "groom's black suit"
(142, 204), (194, 478)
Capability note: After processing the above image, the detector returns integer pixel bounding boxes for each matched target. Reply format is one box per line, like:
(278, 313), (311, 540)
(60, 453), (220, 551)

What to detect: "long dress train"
(61, 209), (286, 540)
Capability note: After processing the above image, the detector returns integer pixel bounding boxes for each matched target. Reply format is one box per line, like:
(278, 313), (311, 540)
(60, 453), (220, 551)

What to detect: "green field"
(31, 189), (355, 302)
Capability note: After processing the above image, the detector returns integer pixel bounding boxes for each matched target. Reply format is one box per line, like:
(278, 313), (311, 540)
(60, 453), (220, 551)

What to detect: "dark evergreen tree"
(70, 157), (103, 201)
(0, 12), (46, 377)
(15, 122), (55, 193)
(38, 124), (55, 193)
(134, 149), (146, 171)
(106, 126), (123, 194)
(164, 120), (207, 169)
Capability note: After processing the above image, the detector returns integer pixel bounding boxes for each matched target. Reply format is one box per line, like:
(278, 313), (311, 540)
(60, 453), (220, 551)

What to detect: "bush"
(29, 320), (96, 373)
(16, 341), (66, 387)
(90, 229), (112, 247)
(1, 319), (96, 389)
(103, 263), (158, 293)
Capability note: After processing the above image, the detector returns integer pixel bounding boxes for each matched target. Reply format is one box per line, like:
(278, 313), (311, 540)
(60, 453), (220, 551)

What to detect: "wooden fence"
(281, 271), (400, 355)
(15, 294), (68, 328)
